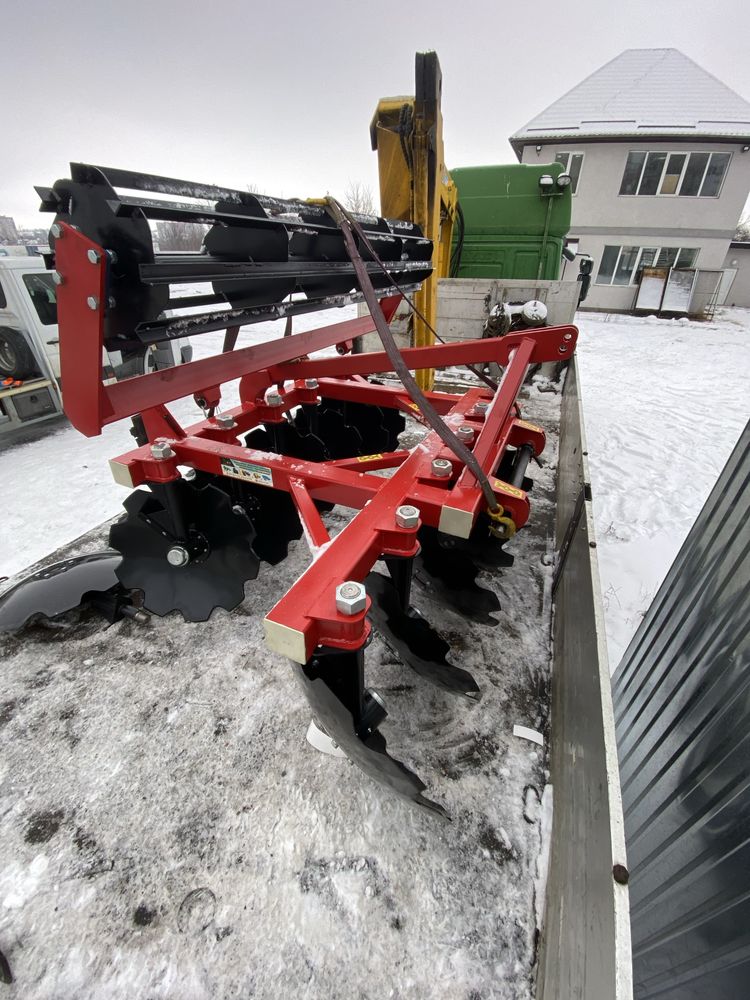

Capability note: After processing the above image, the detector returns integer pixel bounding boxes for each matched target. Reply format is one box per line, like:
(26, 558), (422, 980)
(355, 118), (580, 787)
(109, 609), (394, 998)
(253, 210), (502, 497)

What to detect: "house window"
(596, 245), (700, 285)
(619, 150), (731, 197)
(554, 152), (584, 194)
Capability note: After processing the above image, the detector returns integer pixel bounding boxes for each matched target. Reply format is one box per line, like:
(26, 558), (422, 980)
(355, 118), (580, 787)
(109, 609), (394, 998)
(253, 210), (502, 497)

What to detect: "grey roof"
(510, 49), (750, 156)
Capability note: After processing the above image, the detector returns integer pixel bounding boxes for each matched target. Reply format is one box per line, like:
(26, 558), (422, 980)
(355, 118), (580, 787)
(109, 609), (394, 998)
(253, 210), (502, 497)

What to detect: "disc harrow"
(0, 164), (579, 817)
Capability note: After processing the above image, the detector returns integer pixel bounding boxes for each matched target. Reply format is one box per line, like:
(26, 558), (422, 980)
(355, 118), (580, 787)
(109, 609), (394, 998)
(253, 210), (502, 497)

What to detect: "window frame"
(595, 244), (700, 286)
(554, 151), (585, 195)
(619, 149), (731, 198)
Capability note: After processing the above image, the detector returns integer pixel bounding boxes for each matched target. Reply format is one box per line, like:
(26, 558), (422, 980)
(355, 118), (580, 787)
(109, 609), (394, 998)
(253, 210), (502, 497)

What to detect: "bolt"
(182, 468), (196, 481)
(87, 249), (101, 264)
(456, 425), (474, 443)
(52, 271), (64, 286)
(108, 296), (116, 309)
(335, 581), (367, 616)
(150, 440), (175, 460)
(166, 545), (190, 568)
(431, 458), (452, 478)
(474, 401), (490, 414)
(86, 296), (99, 311)
(216, 413), (237, 429)
(304, 378), (319, 390)
(266, 390), (284, 407)
(395, 504), (420, 529)
(231, 504), (245, 517)
(50, 223), (62, 239)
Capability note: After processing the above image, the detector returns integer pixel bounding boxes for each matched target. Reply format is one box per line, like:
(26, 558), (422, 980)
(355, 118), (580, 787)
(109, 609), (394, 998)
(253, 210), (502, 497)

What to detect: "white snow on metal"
(510, 49), (750, 153)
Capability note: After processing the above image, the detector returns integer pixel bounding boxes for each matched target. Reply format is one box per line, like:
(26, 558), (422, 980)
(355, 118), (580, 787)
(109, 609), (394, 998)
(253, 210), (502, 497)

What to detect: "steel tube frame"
(55, 224), (578, 664)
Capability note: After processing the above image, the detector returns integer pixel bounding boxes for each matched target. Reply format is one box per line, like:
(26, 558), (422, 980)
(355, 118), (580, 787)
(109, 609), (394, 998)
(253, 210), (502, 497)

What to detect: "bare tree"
(155, 221), (208, 252)
(343, 180), (376, 215)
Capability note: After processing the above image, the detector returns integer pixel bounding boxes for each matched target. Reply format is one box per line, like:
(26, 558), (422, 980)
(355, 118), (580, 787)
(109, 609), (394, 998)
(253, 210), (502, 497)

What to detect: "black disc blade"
(297, 647), (446, 818)
(365, 571), (480, 698)
(415, 526), (501, 626)
(109, 480), (259, 621)
(0, 552), (123, 632)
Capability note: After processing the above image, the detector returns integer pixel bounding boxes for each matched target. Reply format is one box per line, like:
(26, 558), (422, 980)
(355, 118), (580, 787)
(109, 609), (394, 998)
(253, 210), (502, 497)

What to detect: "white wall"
(520, 140), (750, 310)
(721, 244), (750, 307)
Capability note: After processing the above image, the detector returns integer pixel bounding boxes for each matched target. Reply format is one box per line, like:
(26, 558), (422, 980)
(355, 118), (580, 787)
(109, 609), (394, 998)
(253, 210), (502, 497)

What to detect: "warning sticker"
(357, 453), (383, 462)
(494, 478), (524, 498)
(220, 458), (273, 487)
(514, 419), (542, 434)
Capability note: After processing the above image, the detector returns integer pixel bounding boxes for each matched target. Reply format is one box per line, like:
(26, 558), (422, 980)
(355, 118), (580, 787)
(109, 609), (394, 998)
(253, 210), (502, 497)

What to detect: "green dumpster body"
(451, 163), (572, 281)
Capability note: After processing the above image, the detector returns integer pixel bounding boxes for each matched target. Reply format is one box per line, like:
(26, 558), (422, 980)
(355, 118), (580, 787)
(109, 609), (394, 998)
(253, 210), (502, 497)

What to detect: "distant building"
(510, 49), (750, 310)
(0, 216), (19, 245)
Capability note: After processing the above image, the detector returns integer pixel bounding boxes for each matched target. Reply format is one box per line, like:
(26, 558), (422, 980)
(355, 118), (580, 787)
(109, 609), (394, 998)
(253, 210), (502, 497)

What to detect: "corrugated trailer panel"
(614, 422), (750, 998)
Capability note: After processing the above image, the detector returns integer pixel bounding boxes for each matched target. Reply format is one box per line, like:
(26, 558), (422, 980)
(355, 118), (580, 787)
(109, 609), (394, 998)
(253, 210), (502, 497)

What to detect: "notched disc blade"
(0, 552), (123, 633)
(110, 481), (259, 621)
(415, 527), (501, 626)
(365, 571), (480, 698)
(297, 652), (446, 818)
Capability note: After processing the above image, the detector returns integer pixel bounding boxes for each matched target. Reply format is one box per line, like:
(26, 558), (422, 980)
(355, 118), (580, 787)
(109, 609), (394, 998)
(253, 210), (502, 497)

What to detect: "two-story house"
(509, 49), (750, 311)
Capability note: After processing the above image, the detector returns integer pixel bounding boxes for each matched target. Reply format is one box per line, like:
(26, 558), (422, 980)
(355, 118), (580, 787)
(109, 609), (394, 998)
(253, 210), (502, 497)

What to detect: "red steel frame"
(54, 223), (578, 664)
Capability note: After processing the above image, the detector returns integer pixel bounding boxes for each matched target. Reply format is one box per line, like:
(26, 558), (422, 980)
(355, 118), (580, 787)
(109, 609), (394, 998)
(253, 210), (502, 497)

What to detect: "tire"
(0, 327), (40, 379)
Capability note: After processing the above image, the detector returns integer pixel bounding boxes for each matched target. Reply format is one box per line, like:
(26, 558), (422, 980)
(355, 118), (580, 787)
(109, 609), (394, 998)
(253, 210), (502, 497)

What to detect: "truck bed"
(0, 385), (562, 1000)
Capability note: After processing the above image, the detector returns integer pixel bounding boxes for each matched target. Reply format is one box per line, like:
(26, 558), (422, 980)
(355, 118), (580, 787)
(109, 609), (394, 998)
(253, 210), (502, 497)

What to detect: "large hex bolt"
(304, 378), (319, 390)
(474, 400), (490, 416)
(150, 440), (176, 460)
(216, 413), (237, 429)
(166, 545), (190, 568)
(431, 458), (452, 478)
(456, 425), (474, 443)
(87, 249), (101, 265)
(335, 581), (367, 616)
(395, 504), (420, 529)
(86, 296), (99, 311)
(266, 389), (284, 407)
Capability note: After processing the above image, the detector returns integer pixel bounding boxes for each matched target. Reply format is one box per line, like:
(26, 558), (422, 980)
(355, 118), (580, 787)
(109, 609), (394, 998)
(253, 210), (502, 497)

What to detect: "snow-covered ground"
(575, 308), (750, 672)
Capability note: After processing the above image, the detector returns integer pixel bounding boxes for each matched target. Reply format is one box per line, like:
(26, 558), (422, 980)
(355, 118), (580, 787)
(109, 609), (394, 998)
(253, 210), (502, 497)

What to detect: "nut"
(474, 401), (490, 415)
(431, 458), (452, 478)
(87, 249), (101, 264)
(52, 271), (64, 286)
(395, 504), (420, 529)
(266, 390), (284, 407)
(216, 413), (237, 429)
(150, 440), (175, 460)
(304, 378), (319, 390)
(86, 296), (99, 311)
(456, 425), (474, 443)
(335, 581), (367, 616)
(166, 545), (190, 567)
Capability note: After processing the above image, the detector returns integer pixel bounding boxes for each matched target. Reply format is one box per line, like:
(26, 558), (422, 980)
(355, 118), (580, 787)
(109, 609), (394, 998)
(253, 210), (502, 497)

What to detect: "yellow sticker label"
(494, 479), (524, 498)
(407, 402), (420, 411)
(357, 453), (383, 462)
(514, 419), (542, 434)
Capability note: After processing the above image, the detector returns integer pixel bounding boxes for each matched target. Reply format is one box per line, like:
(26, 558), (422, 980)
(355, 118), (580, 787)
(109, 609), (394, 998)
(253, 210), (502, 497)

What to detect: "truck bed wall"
(538, 358), (633, 999)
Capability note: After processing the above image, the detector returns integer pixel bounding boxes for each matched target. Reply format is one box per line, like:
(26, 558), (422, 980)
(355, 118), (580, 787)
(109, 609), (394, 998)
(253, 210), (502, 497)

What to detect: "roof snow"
(510, 48), (750, 155)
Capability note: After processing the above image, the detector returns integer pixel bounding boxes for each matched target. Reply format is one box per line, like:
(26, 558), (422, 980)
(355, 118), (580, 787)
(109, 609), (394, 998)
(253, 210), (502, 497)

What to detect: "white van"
(0, 256), (191, 433)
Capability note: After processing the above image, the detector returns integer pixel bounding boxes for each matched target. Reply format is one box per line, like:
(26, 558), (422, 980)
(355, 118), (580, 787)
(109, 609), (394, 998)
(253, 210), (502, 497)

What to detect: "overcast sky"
(3, 0), (750, 227)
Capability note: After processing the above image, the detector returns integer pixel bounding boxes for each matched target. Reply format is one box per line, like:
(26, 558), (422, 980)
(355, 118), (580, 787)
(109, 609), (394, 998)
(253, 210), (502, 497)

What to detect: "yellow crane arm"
(370, 52), (457, 390)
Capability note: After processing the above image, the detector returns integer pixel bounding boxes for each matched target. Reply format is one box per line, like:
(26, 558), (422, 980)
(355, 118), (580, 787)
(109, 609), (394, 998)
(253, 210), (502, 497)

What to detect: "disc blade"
(0, 552), (123, 632)
(110, 480), (259, 621)
(365, 571), (480, 698)
(297, 647), (447, 817)
(415, 527), (501, 626)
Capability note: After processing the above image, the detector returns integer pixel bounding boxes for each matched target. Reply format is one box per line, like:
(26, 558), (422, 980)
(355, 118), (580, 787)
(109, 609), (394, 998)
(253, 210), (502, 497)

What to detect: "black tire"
(0, 327), (39, 379)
